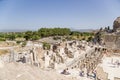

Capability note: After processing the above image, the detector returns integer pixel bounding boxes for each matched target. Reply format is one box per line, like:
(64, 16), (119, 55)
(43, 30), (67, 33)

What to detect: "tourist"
(61, 68), (70, 75)
(86, 71), (90, 78)
(61, 69), (66, 74)
(79, 71), (84, 77)
(117, 60), (120, 68)
(92, 71), (96, 80)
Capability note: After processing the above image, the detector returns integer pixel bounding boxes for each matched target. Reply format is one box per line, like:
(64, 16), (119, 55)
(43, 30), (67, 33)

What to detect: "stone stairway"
(65, 47), (95, 69)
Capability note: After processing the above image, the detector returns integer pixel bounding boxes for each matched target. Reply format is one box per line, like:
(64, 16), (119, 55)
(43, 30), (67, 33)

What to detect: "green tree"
(24, 31), (33, 40)
(7, 33), (15, 40)
(38, 28), (71, 37)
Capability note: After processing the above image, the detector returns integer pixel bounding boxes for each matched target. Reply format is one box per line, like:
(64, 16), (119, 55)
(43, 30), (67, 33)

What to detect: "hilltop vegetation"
(0, 28), (94, 42)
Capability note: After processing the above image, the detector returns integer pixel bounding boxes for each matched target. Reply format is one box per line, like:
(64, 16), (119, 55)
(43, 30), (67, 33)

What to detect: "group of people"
(111, 59), (120, 68)
(61, 68), (70, 75)
(79, 70), (97, 80)
(61, 68), (97, 80)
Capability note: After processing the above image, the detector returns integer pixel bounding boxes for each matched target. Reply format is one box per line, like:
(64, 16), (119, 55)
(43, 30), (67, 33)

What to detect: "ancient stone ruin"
(100, 17), (120, 52)
(113, 17), (120, 32)
(0, 37), (119, 80)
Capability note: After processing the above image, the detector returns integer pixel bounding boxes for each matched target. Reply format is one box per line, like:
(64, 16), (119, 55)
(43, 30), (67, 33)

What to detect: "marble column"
(9, 49), (15, 62)
(44, 52), (50, 68)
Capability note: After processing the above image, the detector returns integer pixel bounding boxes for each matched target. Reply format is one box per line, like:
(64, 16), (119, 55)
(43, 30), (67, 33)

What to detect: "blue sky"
(0, 0), (120, 31)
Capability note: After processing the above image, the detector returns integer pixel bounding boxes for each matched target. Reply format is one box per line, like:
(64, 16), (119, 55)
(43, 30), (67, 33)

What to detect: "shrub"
(16, 41), (22, 44)
(43, 42), (50, 50)
(21, 41), (27, 47)
(0, 38), (5, 41)
(53, 36), (61, 40)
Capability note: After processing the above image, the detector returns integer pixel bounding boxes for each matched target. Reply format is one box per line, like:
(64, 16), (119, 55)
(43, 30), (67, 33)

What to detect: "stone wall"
(103, 34), (120, 50)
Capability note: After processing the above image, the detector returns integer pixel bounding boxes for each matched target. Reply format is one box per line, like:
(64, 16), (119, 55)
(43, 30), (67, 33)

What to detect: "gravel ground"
(0, 61), (77, 80)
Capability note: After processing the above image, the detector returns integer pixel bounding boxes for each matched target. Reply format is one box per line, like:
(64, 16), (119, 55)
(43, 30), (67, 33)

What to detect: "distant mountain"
(71, 28), (96, 32)
(0, 28), (97, 33)
(0, 29), (36, 32)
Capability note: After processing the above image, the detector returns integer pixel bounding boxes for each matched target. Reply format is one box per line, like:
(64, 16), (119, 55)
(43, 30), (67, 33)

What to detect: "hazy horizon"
(0, 0), (120, 31)
(0, 27), (96, 32)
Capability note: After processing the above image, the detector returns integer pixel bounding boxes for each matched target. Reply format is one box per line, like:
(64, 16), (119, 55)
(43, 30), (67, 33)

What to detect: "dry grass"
(0, 49), (9, 55)
(0, 41), (17, 47)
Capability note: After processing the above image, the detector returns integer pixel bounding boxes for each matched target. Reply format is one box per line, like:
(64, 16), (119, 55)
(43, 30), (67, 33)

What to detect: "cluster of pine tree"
(0, 28), (94, 41)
